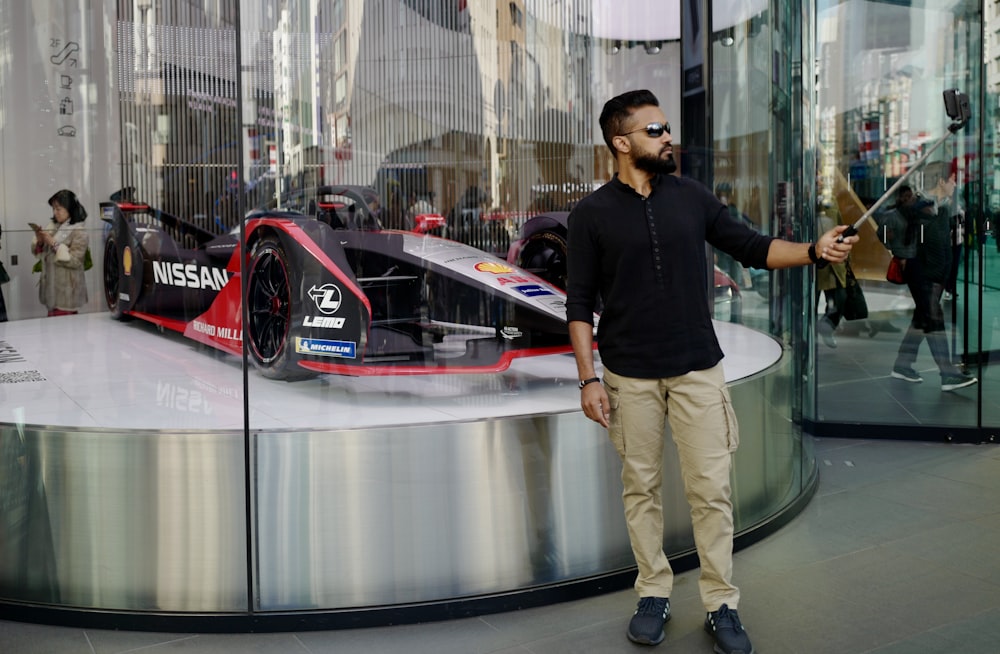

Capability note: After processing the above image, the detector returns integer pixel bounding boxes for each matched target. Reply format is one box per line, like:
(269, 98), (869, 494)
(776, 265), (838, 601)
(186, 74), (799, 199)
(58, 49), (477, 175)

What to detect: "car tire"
(517, 230), (567, 290)
(102, 234), (132, 321)
(246, 235), (316, 381)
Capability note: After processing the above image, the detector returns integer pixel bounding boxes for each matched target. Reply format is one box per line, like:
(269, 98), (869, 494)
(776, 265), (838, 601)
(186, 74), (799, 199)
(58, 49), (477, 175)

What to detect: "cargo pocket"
(604, 380), (625, 457)
(720, 386), (740, 452)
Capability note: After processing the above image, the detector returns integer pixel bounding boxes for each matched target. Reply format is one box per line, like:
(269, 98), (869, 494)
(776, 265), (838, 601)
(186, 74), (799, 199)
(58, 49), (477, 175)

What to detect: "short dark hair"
(599, 89), (660, 155)
(48, 189), (88, 224)
(923, 161), (953, 189)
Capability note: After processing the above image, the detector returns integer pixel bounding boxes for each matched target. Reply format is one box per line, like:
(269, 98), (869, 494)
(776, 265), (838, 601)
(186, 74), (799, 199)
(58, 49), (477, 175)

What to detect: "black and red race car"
(100, 189), (584, 380)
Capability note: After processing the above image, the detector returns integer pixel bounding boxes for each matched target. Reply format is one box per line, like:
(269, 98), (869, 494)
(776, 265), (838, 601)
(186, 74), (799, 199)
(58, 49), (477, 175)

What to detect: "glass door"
(813, 0), (987, 434)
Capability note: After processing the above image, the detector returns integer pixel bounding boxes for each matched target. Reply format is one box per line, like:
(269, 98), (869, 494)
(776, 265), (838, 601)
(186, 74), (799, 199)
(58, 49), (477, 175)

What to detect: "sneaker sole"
(627, 630), (665, 646)
(712, 646), (755, 654)
(891, 371), (923, 383)
(705, 625), (755, 654)
(942, 378), (978, 391)
(627, 613), (670, 646)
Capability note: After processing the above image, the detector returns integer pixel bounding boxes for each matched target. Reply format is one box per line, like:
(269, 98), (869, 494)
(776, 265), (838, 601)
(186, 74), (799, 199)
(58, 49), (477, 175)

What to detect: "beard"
(633, 150), (677, 175)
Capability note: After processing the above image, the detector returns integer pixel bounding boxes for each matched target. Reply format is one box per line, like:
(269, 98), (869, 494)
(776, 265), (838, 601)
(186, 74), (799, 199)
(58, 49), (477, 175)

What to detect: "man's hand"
(816, 224), (858, 263)
(581, 382), (610, 428)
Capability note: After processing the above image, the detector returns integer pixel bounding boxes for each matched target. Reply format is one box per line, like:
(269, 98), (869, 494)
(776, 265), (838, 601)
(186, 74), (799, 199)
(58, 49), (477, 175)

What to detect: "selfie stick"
(836, 89), (971, 243)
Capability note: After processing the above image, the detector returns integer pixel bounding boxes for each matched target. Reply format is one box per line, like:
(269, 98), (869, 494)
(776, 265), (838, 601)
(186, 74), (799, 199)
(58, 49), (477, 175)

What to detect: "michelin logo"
(295, 337), (356, 359)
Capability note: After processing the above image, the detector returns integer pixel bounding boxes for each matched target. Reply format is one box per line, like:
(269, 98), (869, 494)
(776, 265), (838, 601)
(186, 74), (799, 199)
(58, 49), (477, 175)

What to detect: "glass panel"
(815, 0), (983, 427)
(710, 2), (774, 333)
(0, 0), (816, 618)
(709, 0), (812, 505)
(239, 0), (808, 610)
(0, 0), (249, 610)
(983, 3), (1000, 429)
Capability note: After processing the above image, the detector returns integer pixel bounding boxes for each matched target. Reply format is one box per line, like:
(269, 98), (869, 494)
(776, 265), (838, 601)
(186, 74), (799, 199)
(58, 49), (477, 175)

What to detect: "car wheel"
(517, 230), (567, 290)
(102, 234), (131, 321)
(246, 235), (315, 380)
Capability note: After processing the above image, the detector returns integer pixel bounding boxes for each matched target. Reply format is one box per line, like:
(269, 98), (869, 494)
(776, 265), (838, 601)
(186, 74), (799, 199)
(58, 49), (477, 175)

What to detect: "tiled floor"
(2, 436), (999, 653)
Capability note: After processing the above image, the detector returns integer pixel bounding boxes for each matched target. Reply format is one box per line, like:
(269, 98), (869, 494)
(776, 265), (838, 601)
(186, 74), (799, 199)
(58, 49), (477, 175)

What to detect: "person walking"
(31, 189), (89, 316)
(889, 162), (977, 391)
(565, 89), (857, 653)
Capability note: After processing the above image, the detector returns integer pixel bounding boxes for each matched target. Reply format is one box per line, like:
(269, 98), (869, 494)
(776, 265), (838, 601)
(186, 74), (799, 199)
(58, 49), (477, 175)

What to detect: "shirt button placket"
(646, 199), (664, 286)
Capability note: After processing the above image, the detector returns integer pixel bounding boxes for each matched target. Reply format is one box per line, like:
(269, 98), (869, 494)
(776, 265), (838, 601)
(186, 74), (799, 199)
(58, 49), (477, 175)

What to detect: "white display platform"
(0, 313), (782, 430)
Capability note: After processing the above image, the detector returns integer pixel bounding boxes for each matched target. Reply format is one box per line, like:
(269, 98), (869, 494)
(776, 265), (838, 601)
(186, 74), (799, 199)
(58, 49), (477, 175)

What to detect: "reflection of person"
(890, 163), (977, 391)
(448, 186), (489, 242)
(713, 183), (753, 287)
(816, 206), (848, 348)
(944, 167), (965, 301)
(566, 89), (857, 653)
(0, 224), (8, 322)
(32, 189), (89, 316)
(406, 192), (436, 230)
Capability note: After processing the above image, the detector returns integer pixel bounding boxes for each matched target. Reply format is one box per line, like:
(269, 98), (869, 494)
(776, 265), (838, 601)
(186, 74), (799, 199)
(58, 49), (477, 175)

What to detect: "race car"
(100, 193), (583, 380)
(259, 184), (447, 236)
(507, 211), (743, 322)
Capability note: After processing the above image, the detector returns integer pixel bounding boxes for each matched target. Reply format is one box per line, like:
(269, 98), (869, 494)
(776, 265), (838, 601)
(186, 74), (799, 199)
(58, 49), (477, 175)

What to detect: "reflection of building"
(118, 5), (245, 228)
(116, 1), (644, 229)
(987, 2), (1000, 208)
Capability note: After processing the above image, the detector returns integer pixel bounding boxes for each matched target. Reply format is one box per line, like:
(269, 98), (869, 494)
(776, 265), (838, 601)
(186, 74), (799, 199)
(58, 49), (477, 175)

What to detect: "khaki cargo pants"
(602, 363), (740, 611)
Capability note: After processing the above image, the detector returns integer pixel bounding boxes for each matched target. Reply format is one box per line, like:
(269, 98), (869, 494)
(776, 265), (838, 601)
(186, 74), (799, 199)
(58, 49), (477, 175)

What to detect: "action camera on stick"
(830, 88), (972, 247)
(943, 89), (971, 130)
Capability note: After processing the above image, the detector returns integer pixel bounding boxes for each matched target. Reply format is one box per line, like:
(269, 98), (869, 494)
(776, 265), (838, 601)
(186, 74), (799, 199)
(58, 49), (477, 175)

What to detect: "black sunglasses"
(621, 122), (671, 138)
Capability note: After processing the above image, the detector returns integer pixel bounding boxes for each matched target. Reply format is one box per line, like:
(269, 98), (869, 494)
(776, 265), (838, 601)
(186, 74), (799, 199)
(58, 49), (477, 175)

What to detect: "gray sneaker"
(941, 373), (977, 392)
(891, 366), (923, 383)
(627, 596), (670, 645)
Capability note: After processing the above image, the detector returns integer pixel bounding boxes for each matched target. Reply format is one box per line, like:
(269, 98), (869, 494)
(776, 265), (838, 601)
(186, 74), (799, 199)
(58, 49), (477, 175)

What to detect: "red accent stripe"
(116, 202), (151, 212)
(247, 217), (372, 316)
(126, 310), (188, 333)
(295, 345), (575, 376)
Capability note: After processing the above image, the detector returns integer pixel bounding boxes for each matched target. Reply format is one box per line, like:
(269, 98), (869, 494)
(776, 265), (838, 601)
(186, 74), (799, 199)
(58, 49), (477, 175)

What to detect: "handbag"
(886, 255), (905, 284)
(842, 264), (869, 321)
(0, 261), (9, 284)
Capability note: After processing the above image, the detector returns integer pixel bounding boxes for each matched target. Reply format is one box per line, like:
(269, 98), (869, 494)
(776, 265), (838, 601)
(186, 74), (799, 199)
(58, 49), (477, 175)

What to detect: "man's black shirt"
(566, 173), (774, 379)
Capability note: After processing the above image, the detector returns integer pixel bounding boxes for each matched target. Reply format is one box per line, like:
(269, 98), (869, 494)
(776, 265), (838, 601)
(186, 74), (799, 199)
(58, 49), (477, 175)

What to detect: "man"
(889, 162), (977, 391)
(565, 89), (857, 653)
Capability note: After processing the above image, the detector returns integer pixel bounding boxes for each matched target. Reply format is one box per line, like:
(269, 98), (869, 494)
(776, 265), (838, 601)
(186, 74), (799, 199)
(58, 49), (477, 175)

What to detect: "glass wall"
(0, 0), (827, 622)
(6, 0), (993, 626)
(812, 0), (998, 435)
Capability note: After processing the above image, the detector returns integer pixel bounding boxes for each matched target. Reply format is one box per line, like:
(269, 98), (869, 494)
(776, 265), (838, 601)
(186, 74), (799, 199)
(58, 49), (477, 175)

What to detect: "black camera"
(943, 89), (971, 122)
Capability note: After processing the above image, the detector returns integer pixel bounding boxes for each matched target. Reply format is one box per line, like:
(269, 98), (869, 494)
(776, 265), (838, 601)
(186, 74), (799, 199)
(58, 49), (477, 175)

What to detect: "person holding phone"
(32, 189), (89, 316)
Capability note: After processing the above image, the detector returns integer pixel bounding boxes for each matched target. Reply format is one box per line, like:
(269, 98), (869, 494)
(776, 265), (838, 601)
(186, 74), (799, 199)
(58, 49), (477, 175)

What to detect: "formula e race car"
(100, 191), (580, 380)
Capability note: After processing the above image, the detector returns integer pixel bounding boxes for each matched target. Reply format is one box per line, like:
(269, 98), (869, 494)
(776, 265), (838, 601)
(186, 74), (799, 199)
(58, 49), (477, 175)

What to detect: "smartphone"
(28, 222), (41, 232)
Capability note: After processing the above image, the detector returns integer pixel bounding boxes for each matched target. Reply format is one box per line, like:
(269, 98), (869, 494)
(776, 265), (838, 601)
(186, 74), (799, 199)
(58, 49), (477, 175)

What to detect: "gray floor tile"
(0, 622), (92, 654)
(3, 438), (1000, 654)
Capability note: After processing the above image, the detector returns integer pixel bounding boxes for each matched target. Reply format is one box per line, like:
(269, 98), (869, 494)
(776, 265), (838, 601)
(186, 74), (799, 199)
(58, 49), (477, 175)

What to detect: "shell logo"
(123, 246), (133, 276)
(474, 261), (514, 274)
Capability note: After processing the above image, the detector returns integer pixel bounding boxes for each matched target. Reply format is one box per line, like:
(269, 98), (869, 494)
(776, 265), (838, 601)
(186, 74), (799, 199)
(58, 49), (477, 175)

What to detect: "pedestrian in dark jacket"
(889, 162), (977, 391)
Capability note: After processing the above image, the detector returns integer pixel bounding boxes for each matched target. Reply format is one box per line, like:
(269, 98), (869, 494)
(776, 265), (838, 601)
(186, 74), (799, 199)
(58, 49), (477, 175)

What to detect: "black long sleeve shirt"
(566, 173), (774, 379)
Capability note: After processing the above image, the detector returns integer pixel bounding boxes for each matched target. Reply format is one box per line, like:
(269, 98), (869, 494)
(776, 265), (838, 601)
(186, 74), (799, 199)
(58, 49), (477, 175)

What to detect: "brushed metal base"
(0, 315), (812, 631)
